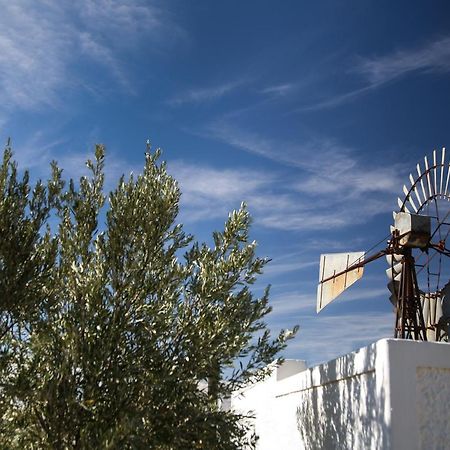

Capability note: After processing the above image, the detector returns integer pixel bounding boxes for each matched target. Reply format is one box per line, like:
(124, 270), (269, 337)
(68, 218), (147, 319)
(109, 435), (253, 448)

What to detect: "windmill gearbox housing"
(394, 212), (431, 249)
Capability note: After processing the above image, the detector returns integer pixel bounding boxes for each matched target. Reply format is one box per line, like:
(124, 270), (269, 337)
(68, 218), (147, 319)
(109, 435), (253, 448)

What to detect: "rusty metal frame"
(394, 249), (427, 340)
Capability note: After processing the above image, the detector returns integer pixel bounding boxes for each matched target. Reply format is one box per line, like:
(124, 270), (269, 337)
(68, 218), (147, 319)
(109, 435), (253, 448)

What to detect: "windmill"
(317, 148), (450, 342)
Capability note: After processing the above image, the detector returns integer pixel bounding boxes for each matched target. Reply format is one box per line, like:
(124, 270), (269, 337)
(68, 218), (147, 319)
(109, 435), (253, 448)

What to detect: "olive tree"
(0, 141), (297, 449)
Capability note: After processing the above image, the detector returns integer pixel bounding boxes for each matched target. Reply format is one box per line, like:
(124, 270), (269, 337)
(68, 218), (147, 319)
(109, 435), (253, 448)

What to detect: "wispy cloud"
(205, 121), (314, 168)
(0, 1), (180, 115)
(271, 292), (315, 316)
(206, 120), (379, 176)
(266, 280), (393, 365)
(170, 160), (274, 222)
(358, 35), (450, 85)
(285, 311), (393, 365)
(295, 85), (374, 112)
(78, 31), (131, 91)
(294, 166), (399, 195)
(0, 4), (69, 111)
(260, 83), (297, 97)
(258, 202), (381, 231)
(263, 254), (316, 277)
(197, 120), (401, 230)
(78, 0), (165, 35)
(170, 159), (313, 228)
(169, 154), (399, 233)
(303, 237), (367, 251)
(167, 81), (245, 106)
(13, 131), (137, 193)
(13, 132), (67, 172)
(270, 286), (387, 322)
(296, 35), (450, 112)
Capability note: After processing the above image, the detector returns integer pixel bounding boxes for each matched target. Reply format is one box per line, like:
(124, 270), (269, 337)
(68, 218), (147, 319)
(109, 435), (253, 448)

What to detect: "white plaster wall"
(296, 366), (382, 449)
(387, 340), (450, 450)
(295, 340), (391, 450)
(416, 367), (450, 449)
(231, 339), (450, 450)
(231, 360), (307, 449)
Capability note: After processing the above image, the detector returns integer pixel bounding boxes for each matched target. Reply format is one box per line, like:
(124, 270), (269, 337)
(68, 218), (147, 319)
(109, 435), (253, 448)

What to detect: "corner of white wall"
(231, 339), (450, 450)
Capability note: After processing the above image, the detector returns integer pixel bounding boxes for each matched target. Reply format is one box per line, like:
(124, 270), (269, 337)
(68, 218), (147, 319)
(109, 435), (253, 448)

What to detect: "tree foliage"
(0, 142), (297, 449)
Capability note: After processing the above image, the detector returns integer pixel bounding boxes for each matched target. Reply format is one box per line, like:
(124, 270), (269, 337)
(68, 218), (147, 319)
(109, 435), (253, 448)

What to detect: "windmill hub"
(392, 212), (430, 249)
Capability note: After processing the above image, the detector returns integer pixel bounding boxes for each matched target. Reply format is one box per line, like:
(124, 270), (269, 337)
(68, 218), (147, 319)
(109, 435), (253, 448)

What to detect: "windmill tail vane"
(316, 147), (450, 342)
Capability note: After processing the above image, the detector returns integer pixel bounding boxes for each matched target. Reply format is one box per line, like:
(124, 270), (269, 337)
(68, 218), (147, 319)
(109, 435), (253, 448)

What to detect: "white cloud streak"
(13, 131), (137, 193)
(263, 257), (316, 277)
(295, 85), (375, 112)
(206, 121), (305, 168)
(0, 1), (179, 115)
(196, 121), (401, 231)
(296, 35), (450, 112)
(167, 81), (245, 106)
(170, 161), (274, 222)
(265, 281), (393, 365)
(284, 311), (393, 366)
(260, 83), (297, 96)
(358, 36), (450, 85)
(269, 286), (387, 321)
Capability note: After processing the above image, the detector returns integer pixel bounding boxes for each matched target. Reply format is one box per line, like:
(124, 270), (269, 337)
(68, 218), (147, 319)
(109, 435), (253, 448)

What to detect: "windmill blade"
(403, 185), (418, 212)
(317, 252), (365, 313)
(424, 156), (433, 199)
(433, 149), (438, 197)
(398, 197), (410, 213)
(440, 148), (445, 198)
(410, 173), (423, 206)
(435, 295), (443, 324)
(386, 253), (403, 305)
(442, 282), (450, 317)
(417, 163), (428, 204)
(445, 159), (450, 197)
(386, 253), (403, 266)
(420, 293), (430, 328)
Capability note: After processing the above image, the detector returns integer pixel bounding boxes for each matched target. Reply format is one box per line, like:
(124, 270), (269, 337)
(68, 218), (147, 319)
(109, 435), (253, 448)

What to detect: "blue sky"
(2, 1), (450, 365)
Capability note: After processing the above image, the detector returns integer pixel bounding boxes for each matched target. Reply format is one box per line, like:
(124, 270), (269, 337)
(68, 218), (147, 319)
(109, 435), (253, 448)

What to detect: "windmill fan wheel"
(391, 148), (450, 341)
